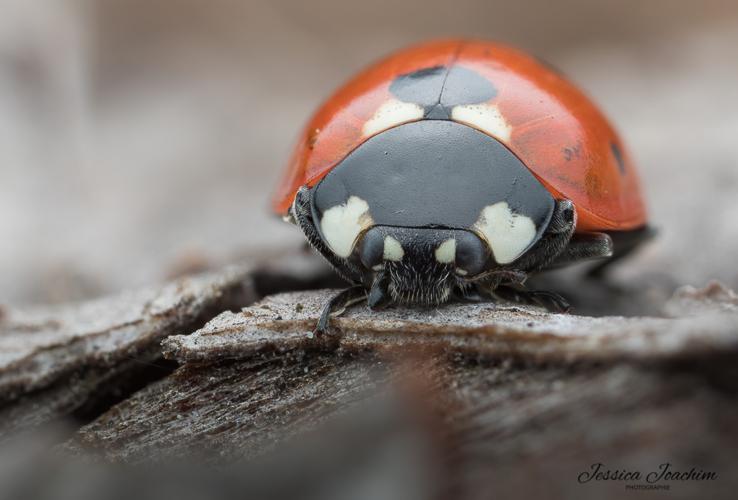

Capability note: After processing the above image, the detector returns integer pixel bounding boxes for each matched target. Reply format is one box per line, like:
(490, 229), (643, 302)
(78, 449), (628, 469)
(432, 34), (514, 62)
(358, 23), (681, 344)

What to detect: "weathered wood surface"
(48, 282), (738, 499)
(2, 252), (737, 499)
(162, 283), (738, 365)
(0, 265), (255, 437)
(0, 252), (341, 436)
(0, 265), (254, 401)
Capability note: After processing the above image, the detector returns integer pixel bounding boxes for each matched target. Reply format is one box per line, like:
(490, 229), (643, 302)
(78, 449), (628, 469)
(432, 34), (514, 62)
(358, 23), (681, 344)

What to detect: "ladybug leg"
(461, 269), (527, 302)
(548, 232), (614, 269)
(587, 226), (655, 277)
(549, 226), (654, 274)
(466, 269), (528, 286)
(292, 187), (365, 286)
(367, 271), (392, 310)
(494, 287), (571, 312)
(469, 281), (571, 313)
(315, 285), (367, 335)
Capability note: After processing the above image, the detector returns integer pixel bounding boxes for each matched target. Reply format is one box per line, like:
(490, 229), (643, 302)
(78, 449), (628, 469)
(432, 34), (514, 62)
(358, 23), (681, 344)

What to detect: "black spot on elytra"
(389, 65), (497, 118)
(611, 142), (626, 175)
(390, 66), (447, 108)
(440, 66), (497, 107)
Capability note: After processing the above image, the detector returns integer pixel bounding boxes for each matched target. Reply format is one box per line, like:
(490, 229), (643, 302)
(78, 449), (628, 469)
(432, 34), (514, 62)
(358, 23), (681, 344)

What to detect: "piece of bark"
(65, 353), (398, 462)
(61, 348), (738, 499)
(0, 251), (343, 437)
(26, 359), (445, 500)
(7, 270), (738, 498)
(0, 265), (255, 404)
(0, 248), (340, 427)
(163, 283), (738, 365)
(54, 283), (738, 499)
(0, 265), (258, 437)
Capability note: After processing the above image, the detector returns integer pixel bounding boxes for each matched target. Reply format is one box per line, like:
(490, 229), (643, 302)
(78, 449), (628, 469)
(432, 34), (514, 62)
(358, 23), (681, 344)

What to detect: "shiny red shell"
(272, 39), (647, 232)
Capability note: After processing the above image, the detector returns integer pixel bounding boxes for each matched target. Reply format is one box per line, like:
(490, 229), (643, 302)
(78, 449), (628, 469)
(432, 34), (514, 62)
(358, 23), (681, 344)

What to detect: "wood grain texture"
(163, 284), (738, 365)
(48, 282), (738, 499)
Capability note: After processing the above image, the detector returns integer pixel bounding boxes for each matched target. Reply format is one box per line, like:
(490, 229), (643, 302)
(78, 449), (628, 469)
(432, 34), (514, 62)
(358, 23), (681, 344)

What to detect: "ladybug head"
(356, 226), (489, 306)
(308, 120), (556, 307)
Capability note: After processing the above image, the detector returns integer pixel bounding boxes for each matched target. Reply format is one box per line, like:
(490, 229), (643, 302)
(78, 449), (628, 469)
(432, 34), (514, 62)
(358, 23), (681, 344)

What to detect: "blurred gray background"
(2, 0), (738, 305)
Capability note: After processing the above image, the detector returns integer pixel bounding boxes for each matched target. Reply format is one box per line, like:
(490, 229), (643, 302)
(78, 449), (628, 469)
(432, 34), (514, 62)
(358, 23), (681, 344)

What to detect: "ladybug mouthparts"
(357, 226), (489, 306)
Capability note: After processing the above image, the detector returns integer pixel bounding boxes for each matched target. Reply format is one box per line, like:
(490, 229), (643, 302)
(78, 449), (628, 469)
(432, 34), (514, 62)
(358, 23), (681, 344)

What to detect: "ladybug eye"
(454, 231), (489, 276)
(358, 228), (385, 270)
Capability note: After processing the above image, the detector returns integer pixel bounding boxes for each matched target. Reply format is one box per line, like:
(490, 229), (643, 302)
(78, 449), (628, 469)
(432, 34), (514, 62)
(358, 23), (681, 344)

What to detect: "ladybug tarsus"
(315, 285), (366, 336)
(367, 272), (391, 310)
(490, 287), (572, 313)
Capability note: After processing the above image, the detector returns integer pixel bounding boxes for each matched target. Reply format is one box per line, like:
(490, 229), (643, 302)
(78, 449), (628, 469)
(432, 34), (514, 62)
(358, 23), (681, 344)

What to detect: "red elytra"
(272, 39), (647, 232)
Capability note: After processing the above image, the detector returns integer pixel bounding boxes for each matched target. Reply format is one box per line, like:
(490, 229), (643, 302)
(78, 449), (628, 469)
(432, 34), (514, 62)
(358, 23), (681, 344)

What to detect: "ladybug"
(273, 39), (651, 333)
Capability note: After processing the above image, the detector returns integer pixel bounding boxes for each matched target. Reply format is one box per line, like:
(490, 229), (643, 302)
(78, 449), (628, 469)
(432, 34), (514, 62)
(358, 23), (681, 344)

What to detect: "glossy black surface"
(311, 120), (555, 244)
(389, 65), (497, 119)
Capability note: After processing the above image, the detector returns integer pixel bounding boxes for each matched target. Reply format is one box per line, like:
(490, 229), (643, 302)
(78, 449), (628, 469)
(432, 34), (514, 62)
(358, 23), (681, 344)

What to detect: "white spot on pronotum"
(456, 269), (468, 276)
(435, 238), (456, 264)
(383, 235), (405, 261)
(320, 196), (372, 258)
(363, 99), (425, 137)
(451, 103), (512, 142)
(473, 202), (536, 264)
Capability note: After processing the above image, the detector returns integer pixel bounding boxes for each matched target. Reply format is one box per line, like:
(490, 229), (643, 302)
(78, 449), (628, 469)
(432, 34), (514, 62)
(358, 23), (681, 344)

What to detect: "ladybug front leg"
(315, 285), (367, 336)
(367, 271), (392, 310)
(547, 232), (614, 270)
(586, 226), (655, 277)
(469, 277), (571, 313)
(491, 286), (571, 313)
